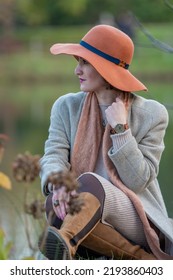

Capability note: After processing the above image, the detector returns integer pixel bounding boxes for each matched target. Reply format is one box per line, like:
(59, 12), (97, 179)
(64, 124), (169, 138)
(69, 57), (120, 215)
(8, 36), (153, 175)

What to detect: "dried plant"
(68, 194), (84, 215)
(24, 199), (45, 219)
(48, 170), (79, 192)
(48, 171), (84, 215)
(12, 151), (45, 255)
(0, 141), (45, 258)
(12, 151), (41, 183)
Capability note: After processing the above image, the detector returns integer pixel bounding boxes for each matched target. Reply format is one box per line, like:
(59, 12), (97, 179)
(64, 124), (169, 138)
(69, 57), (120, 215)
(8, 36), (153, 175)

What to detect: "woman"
(40, 25), (173, 260)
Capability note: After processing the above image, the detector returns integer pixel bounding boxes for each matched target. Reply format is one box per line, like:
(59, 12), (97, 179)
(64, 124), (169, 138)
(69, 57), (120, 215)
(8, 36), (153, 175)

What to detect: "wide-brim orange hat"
(50, 25), (147, 92)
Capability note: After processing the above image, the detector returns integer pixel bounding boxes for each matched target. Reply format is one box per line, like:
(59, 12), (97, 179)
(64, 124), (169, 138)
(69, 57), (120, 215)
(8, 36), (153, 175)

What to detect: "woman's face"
(74, 57), (107, 93)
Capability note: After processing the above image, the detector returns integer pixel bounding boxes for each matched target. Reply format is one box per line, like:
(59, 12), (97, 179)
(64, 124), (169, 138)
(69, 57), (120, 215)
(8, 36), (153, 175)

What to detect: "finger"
(53, 202), (64, 220)
(70, 189), (78, 197)
(52, 194), (62, 219)
(53, 203), (61, 219)
(59, 201), (67, 220)
(115, 97), (123, 103)
(52, 192), (59, 203)
(124, 93), (131, 110)
(64, 201), (69, 216)
(125, 92), (129, 104)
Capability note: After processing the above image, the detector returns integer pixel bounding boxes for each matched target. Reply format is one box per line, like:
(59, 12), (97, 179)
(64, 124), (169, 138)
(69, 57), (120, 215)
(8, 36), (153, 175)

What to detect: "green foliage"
(16, 0), (51, 25)
(13, 0), (173, 26)
(129, 0), (173, 22)
(0, 229), (13, 260)
(16, 0), (88, 25)
(58, 0), (88, 16)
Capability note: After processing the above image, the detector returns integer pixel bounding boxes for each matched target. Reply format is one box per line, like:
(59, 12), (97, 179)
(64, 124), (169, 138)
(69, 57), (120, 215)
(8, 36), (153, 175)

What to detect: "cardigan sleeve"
(108, 101), (169, 194)
(40, 97), (71, 195)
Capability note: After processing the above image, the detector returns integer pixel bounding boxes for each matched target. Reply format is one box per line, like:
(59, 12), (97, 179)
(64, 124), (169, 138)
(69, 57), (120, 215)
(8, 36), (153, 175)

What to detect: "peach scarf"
(71, 91), (172, 259)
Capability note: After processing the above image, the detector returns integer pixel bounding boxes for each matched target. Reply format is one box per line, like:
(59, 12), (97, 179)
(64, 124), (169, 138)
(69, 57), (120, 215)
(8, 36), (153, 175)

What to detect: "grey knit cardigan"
(40, 91), (173, 252)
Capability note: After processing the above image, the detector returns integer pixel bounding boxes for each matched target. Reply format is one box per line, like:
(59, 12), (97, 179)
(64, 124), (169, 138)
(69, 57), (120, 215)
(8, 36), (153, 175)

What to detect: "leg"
(94, 174), (148, 249)
(40, 173), (156, 260)
(44, 193), (156, 260)
(44, 191), (105, 260)
(82, 222), (156, 260)
(39, 173), (105, 259)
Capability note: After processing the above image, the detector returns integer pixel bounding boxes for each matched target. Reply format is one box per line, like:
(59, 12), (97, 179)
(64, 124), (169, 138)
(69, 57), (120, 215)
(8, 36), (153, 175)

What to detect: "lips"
(79, 78), (85, 83)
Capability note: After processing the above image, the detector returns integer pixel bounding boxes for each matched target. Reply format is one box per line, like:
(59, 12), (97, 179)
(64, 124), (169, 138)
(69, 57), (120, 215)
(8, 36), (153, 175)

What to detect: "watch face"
(115, 124), (125, 133)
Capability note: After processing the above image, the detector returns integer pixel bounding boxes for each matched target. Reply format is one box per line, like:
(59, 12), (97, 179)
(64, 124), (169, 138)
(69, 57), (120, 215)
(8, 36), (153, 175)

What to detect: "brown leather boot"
(81, 222), (157, 260)
(39, 173), (106, 260)
(40, 192), (102, 259)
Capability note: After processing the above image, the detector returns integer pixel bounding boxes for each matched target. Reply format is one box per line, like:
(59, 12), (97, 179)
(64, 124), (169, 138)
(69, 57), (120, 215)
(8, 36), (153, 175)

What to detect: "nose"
(74, 62), (82, 76)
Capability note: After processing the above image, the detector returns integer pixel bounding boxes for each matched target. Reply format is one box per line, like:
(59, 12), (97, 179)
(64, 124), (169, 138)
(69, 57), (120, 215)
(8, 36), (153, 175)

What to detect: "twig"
(131, 12), (173, 53)
(164, 0), (173, 10)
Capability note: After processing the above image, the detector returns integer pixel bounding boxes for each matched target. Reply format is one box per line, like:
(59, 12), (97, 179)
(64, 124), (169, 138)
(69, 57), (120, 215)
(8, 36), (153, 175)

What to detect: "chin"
(80, 86), (90, 92)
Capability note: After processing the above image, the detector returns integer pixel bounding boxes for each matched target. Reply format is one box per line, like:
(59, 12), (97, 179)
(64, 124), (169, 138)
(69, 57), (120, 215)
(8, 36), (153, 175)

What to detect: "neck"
(94, 89), (122, 105)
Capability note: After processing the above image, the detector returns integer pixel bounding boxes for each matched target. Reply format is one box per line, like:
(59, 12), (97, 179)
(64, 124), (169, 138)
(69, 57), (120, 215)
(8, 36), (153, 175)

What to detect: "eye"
(79, 57), (88, 64)
(82, 59), (88, 64)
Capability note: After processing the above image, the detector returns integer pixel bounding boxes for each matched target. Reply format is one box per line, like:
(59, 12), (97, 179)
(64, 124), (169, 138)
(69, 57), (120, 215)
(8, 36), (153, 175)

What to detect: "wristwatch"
(110, 123), (129, 134)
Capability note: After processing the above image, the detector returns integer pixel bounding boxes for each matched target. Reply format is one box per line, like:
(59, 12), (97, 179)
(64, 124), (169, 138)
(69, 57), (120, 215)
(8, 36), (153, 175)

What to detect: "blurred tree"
(0, 0), (15, 31)
(16, 0), (50, 25)
(164, 0), (173, 9)
(57, 0), (88, 16)
(0, 0), (20, 52)
(12, 0), (173, 27)
(128, 0), (173, 22)
(16, 0), (88, 25)
(82, 0), (173, 24)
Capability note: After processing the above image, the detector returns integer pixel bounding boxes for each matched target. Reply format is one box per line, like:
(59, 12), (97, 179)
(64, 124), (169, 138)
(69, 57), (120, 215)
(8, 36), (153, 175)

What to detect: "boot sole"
(39, 227), (71, 260)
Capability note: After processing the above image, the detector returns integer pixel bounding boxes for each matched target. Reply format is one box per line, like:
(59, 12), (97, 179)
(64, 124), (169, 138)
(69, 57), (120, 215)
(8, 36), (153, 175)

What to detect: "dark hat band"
(80, 40), (129, 69)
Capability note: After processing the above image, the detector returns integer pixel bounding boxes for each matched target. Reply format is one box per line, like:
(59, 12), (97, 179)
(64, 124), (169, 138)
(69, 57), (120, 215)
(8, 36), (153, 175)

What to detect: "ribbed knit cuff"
(44, 182), (53, 195)
(110, 129), (132, 152)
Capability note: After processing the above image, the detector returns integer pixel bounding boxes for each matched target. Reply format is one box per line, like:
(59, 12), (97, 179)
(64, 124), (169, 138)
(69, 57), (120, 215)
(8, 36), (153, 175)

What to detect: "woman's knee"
(78, 173), (105, 207)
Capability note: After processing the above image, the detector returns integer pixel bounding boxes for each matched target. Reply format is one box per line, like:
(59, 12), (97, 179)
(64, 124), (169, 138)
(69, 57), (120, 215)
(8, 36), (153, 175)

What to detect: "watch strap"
(110, 123), (129, 134)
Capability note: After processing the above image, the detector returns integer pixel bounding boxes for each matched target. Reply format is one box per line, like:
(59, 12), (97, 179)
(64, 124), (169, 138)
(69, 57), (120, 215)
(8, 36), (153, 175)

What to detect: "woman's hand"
(52, 185), (77, 220)
(105, 96), (129, 128)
